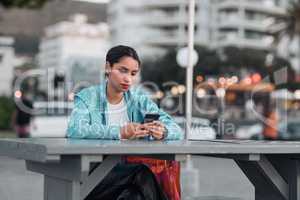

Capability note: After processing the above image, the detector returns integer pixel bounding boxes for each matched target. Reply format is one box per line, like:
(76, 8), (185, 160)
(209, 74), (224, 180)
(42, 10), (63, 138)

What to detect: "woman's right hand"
(120, 123), (149, 139)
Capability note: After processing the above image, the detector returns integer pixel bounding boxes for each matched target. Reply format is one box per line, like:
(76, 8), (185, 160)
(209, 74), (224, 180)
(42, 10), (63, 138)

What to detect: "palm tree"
(0, 0), (48, 9)
(269, 0), (300, 68)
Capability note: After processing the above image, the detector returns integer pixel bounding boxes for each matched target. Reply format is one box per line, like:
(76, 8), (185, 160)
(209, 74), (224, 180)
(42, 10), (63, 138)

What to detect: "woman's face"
(107, 56), (139, 93)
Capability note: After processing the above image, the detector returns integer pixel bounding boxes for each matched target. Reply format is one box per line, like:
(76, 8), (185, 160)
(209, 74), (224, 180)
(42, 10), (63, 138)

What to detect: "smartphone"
(143, 113), (160, 123)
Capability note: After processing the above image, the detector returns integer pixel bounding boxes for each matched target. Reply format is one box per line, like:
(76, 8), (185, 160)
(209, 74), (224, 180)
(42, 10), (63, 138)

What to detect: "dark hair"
(106, 45), (141, 66)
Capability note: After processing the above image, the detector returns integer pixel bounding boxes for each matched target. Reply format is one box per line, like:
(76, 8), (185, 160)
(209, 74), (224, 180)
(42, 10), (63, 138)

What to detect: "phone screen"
(144, 113), (160, 123)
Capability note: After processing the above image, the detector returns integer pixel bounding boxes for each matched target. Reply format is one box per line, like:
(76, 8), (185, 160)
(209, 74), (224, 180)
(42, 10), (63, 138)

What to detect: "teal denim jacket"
(67, 82), (183, 140)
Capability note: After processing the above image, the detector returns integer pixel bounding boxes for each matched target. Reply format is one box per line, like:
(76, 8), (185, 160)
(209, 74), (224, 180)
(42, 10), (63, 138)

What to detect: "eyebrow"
(119, 66), (139, 73)
(119, 66), (129, 70)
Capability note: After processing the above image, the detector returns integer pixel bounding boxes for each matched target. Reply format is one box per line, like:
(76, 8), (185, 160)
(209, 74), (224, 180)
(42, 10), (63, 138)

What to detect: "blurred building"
(290, 39), (300, 73)
(211, 0), (288, 49)
(0, 36), (15, 96)
(108, 0), (298, 69)
(38, 14), (110, 99)
(0, 0), (107, 56)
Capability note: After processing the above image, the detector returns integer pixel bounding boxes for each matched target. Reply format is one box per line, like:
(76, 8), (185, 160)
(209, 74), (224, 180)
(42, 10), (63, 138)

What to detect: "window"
(245, 30), (265, 39)
(245, 11), (267, 21)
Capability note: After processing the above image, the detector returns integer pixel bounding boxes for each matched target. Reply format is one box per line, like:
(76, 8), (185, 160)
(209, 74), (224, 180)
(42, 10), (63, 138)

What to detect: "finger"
(138, 123), (148, 129)
(149, 126), (163, 134)
(153, 120), (161, 125)
(153, 121), (164, 129)
(141, 124), (153, 131)
(135, 130), (149, 137)
(129, 123), (141, 128)
(128, 131), (148, 139)
(144, 122), (156, 126)
(146, 121), (164, 130)
(149, 126), (164, 132)
(150, 130), (164, 139)
(135, 134), (149, 138)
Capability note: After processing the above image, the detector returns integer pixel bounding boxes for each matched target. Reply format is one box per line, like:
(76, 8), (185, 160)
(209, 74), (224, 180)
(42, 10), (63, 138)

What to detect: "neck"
(107, 82), (123, 104)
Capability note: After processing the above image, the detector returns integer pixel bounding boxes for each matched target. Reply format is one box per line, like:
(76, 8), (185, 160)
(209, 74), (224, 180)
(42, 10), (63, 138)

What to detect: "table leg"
(286, 159), (300, 200)
(44, 175), (81, 200)
(26, 155), (121, 200)
(263, 156), (300, 200)
(236, 156), (287, 200)
(235, 155), (300, 200)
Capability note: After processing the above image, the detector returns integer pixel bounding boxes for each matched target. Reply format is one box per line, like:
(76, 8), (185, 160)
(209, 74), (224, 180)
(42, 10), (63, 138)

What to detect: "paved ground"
(0, 156), (253, 200)
(0, 156), (43, 200)
(181, 156), (254, 200)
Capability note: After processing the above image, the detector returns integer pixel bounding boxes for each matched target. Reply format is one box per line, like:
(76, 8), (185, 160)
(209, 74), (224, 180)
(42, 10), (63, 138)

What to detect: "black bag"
(85, 163), (168, 200)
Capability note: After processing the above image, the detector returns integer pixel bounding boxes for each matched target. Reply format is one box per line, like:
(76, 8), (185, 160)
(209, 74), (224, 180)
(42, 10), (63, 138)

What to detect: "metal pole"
(185, 0), (195, 139)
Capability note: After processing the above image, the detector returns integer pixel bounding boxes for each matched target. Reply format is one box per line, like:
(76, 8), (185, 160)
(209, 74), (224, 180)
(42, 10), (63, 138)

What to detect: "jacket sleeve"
(67, 96), (121, 139)
(138, 94), (184, 140)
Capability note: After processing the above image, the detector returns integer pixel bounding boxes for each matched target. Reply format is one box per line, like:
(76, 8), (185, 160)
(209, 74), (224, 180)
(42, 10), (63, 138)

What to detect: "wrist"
(120, 127), (127, 139)
(162, 128), (168, 140)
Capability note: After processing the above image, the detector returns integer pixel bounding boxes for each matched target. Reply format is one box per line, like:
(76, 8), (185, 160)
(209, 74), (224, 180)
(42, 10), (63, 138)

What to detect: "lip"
(120, 84), (130, 89)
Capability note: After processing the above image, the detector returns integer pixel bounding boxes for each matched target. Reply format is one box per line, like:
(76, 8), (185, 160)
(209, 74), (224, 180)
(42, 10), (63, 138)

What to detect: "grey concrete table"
(1, 139), (300, 200)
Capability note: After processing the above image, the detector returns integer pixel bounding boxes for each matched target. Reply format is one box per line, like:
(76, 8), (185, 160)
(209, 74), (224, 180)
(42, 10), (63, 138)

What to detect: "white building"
(108, 0), (299, 70)
(211, 0), (288, 49)
(38, 14), (110, 99)
(0, 36), (15, 96)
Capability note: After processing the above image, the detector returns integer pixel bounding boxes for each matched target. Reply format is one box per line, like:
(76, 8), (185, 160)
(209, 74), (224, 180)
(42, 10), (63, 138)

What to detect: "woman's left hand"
(144, 121), (166, 140)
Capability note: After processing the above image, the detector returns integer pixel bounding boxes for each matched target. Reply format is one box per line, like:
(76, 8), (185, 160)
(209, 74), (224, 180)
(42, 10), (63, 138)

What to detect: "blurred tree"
(141, 45), (295, 91)
(193, 46), (221, 78)
(141, 46), (220, 89)
(270, 1), (300, 68)
(0, 96), (15, 130)
(277, 1), (300, 41)
(218, 46), (295, 81)
(0, 0), (48, 8)
(141, 48), (184, 89)
(218, 46), (269, 75)
(270, 56), (295, 86)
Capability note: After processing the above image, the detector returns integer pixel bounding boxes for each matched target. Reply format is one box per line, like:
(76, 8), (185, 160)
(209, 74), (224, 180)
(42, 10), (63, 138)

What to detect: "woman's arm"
(67, 96), (121, 139)
(138, 94), (184, 140)
(67, 96), (149, 140)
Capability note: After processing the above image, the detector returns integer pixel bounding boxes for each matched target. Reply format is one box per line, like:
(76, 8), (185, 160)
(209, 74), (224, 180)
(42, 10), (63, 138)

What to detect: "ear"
(105, 62), (112, 75)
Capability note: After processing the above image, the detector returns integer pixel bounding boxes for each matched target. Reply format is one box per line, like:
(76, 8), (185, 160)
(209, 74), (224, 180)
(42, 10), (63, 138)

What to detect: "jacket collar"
(98, 80), (135, 122)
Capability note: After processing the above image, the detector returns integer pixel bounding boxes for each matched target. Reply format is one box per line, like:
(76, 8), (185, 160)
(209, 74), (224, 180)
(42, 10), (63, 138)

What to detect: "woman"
(67, 45), (183, 200)
(12, 93), (33, 138)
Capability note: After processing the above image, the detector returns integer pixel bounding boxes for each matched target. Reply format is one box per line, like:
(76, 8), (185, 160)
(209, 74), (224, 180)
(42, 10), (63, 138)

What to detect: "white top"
(107, 98), (129, 128)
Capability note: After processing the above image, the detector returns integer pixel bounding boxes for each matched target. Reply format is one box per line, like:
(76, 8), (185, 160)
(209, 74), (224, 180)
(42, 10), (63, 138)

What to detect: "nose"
(123, 74), (131, 84)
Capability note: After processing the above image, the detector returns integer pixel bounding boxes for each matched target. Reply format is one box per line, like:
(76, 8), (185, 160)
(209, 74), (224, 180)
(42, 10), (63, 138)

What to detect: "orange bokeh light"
(252, 73), (262, 84)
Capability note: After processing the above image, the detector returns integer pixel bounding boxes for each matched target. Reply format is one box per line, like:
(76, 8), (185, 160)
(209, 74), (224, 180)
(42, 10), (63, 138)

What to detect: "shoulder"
(75, 84), (102, 105)
(129, 86), (152, 100)
(77, 85), (99, 97)
(128, 87), (157, 110)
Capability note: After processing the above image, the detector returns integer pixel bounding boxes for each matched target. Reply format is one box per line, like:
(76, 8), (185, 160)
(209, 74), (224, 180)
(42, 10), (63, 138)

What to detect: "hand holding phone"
(143, 113), (160, 123)
(143, 113), (166, 140)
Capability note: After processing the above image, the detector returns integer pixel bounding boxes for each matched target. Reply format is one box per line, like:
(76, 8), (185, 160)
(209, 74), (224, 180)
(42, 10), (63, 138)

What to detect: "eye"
(131, 72), (137, 76)
(119, 68), (127, 73)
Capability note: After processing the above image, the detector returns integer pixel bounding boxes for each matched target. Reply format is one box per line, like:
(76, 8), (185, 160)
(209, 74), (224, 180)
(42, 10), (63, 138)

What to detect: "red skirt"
(125, 156), (181, 200)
